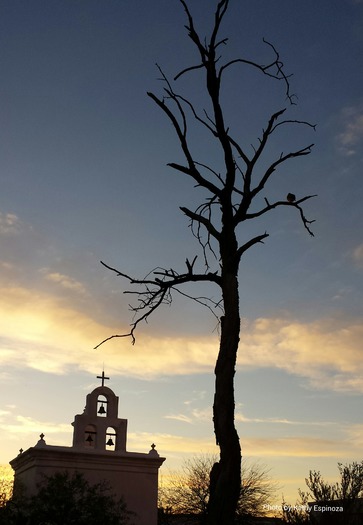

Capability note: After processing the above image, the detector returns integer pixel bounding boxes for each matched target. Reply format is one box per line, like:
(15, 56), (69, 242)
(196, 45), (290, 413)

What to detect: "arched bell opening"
(97, 394), (108, 417)
(105, 426), (116, 451)
(84, 424), (96, 448)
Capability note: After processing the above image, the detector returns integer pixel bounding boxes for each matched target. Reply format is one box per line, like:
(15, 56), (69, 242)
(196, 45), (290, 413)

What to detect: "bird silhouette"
(286, 193), (296, 203)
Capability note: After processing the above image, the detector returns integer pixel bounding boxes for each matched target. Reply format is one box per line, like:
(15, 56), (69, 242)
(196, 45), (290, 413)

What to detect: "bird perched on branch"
(286, 193), (296, 203)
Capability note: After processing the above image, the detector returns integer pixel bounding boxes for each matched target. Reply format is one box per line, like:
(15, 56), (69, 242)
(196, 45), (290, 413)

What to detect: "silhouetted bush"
(0, 471), (133, 525)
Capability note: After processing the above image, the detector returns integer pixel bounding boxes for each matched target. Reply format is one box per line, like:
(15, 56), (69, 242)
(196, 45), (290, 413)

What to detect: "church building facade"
(10, 373), (165, 525)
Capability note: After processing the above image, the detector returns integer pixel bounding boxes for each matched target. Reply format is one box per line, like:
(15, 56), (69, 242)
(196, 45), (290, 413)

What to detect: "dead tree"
(97, 1), (316, 523)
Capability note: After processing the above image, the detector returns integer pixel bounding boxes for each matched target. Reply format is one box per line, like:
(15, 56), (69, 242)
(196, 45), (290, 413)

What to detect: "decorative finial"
(36, 433), (46, 447)
(149, 443), (159, 456)
(19, 448), (23, 455)
(97, 371), (110, 387)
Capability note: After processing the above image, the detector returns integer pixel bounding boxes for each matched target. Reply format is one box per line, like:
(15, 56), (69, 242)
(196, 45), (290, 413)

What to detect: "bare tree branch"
(219, 38), (296, 104)
(236, 233), (269, 260)
(95, 260), (222, 348)
(251, 144), (314, 198)
(180, 206), (221, 241)
(147, 89), (222, 198)
(271, 119), (317, 133)
(249, 195), (318, 236)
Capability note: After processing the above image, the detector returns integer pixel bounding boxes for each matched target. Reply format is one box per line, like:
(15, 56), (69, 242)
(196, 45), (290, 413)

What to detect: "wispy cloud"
(235, 412), (337, 427)
(1, 415), (71, 436)
(242, 436), (350, 458)
(167, 407), (339, 428)
(0, 261), (14, 270)
(351, 243), (363, 268)
(336, 104), (363, 156)
(164, 414), (193, 424)
(0, 413), (72, 453)
(0, 212), (24, 235)
(345, 424), (363, 448)
(41, 269), (88, 295)
(129, 431), (354, 460)
(0, 409), (11, 421)
(127, 431), (218, 457)
(164, 407), (211, 424)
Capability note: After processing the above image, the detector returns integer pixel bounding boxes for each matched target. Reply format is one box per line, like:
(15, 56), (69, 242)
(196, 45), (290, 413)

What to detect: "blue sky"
(1, 0), (363, 505)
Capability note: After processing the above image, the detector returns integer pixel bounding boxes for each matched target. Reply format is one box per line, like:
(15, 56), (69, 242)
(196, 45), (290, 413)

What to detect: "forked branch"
(258, 195), (317, 236)
(95, 260), (222, 348)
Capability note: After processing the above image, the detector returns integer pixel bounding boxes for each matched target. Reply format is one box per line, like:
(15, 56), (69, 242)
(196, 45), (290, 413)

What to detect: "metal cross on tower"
(97, 371), (110, 387)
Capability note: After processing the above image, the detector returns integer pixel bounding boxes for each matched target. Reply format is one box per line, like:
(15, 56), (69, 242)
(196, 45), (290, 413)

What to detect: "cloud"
(242, 436), (350, 458)
(0, 285), (114, 374)
(0, 413), (73, 453)
(345, 424), (363, 448)
(235, 413), (337, 427)
(0, 409), (11, 421)
(128, 432), (353, 461)
(0, 261), (14, 270)
(164, 406), (212, 425)
(0, 213), (24, 235)
(0, 210), (58, 286)
(336, 104), (363, 156)
(352, 243), (363, 267)
(0, 282), (217, 377)
(164, 414), (193, 424)
(2, 417), (356, 471)
(41, 269), (88, 295)
(164, 408), (339, 429)
(127, 430), (360, 505)
(127, 431), (218, 457)
(237, 317), (363, 392)
(0, 415), (71, 437)
(0, 278), (363, 390)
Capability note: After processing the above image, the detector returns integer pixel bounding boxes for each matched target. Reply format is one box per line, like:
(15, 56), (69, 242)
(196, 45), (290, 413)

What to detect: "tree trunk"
(207, 240), (241, 525)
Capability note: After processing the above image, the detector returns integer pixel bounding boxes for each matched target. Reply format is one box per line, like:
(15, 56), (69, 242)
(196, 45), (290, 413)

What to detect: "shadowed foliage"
(0, 471), (133, 525)
(282, 461), (363, 524)
(159, 455), (279, 524)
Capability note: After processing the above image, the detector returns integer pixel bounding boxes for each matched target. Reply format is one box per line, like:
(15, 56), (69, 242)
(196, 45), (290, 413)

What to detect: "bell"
(86, 433), (93, 443)
(98, 403), (106, 415)
(106, 437), (114, 446)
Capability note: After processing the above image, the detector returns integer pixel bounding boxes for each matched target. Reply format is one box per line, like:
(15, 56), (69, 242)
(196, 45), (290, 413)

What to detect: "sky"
(1, 0), (363, 508)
